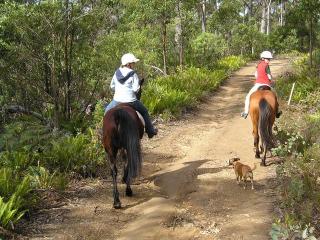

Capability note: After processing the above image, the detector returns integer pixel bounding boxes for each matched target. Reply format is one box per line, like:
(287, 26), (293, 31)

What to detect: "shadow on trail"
(147, 159), (228, 198)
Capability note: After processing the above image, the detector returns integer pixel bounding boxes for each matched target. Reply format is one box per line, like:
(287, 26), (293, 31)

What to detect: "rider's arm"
(266, 65), (272, 80)
(132, 73), (140, 93)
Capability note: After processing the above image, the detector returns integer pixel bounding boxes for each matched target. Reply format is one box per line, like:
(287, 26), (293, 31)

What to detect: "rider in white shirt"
(105, 53), (158, 138)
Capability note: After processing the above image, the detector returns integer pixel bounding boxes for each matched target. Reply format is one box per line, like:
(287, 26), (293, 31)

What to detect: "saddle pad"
(136, 111), (145, 127)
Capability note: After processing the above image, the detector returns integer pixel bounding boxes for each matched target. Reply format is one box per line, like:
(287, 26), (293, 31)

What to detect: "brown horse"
(249, 87), (279, 166)
(102, 103), (144, 208)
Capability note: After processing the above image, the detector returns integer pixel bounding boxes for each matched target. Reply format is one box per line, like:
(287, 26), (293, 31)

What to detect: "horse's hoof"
(255, 154), (260, 159)
(260, 162), (266, 167)
(126, 188), (133, 197)
(113, 202), (121, 209)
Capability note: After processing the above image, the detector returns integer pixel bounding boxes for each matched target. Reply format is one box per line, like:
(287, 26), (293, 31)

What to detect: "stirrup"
(240, 112), (248, 119)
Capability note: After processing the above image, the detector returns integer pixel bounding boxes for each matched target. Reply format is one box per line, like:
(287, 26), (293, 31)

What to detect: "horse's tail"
(258, 98), (275, 151)
(114, 108), (142, 183)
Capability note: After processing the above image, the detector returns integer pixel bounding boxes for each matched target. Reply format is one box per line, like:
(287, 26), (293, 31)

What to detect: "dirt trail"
(24, 58), (291, 240)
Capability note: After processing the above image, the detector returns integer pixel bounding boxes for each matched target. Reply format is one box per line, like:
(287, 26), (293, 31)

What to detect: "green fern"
(0, 174), (30, 229)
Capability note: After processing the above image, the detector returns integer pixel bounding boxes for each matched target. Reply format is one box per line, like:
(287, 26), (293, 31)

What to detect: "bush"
(43, 129), (104, 176)
(269, 28), (299, 54)
(276, 55), (320, 104)
(217, 55), (247, 71)
(142, 67), (226, 117)
(190, 32), (228, 68)
(142, 56), (246, 118)
(273, 54), (320, 237)
(275, 145), (320, 230)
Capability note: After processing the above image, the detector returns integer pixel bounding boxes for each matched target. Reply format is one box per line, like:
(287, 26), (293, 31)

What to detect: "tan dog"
(227, 158), (256, 190)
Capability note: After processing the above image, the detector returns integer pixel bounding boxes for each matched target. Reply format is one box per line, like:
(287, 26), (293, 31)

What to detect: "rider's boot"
(147, 128), (158, 139)
(276, 110), (282, 118)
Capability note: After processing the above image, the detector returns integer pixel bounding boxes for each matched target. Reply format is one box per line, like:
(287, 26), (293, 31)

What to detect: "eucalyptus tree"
(0, 1), (118, 129)
(284, 0), (320, 67)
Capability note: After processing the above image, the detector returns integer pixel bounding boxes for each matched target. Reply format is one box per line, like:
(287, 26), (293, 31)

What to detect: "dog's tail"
(251, 162), (257, 171)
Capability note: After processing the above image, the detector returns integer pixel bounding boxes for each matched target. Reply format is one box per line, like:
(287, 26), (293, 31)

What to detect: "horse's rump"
(102, 104), (143, 180)
(103, 104), (144, 142)
(249, 90), (277, 165)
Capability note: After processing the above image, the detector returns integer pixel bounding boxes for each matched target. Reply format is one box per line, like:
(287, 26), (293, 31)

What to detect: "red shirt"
(255, 61), (271, 85)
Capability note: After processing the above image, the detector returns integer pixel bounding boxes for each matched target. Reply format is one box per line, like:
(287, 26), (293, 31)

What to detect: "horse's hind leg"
(120, 150), (133, 197)
(109, 149), (121, 209)
(253, 132), (260, 158)
(110, 163), (121, 208)
(124, 165), (133, 197)
(121, 150), (128, 184)
(261, 145), (267, 166)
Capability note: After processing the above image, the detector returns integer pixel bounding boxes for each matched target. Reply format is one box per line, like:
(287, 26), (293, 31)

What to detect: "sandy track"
(24, 58), (290, 240)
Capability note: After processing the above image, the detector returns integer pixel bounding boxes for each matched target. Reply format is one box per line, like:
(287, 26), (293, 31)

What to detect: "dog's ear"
(227, 157), (240, 165)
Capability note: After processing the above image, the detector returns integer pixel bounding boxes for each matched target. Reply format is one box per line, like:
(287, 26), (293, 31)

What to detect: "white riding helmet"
(260, 51), (273, 59)
(121, 53), (140, 66)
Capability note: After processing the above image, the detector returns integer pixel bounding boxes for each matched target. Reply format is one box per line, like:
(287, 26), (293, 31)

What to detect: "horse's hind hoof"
(113, 202), (122, 209)
(255, 154), (260, 159)
(126, 187), (133, 197)
(260, 162), (266, 167)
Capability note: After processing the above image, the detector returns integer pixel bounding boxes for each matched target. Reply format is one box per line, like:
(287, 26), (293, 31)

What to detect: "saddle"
(257, 85), (271, 91)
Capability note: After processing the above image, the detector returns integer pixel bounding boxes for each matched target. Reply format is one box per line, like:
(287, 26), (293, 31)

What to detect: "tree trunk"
(279, 0), (283, 26)
(5, 105), (49, 124)
(175, 1), (183, 67)
(51, 33), (60, 129)
(266, 0), (272, 35)
(64, 0), (73, 121)
(309, 17), (313, 68)
(201, 1), (206, 32)
(260, 1), (266, 33)
(249, 0), (253, 17)
(162, 20), (168, 75)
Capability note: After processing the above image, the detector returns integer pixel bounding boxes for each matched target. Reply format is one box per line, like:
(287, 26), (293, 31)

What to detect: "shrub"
(142, 56), (246, 117)
(276, 55), (320, 104)
(273, 54), (320, 237)
(217, 55), (247, 71)
(43, 129), (104, 176)
(190, 32), (227, 68)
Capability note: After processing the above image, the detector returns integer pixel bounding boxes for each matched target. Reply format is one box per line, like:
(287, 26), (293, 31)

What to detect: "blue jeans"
(104, 100), (120, 114)
(129, 100), (156, 135)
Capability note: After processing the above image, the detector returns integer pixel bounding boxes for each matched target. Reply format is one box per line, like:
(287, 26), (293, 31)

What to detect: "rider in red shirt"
(241, 51), (282, 119)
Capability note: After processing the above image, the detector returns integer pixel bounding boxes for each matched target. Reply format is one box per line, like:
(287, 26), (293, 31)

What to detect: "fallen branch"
(5, 105), (49, 125)
(144, 64), (166, 75)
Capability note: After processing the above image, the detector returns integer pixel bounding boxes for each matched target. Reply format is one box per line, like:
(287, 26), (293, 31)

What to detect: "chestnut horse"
(102, 103), (144, 208)
(249, 86), (279, 166)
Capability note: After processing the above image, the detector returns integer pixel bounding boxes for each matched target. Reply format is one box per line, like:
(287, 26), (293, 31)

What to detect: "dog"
(227, 157), (256, 190)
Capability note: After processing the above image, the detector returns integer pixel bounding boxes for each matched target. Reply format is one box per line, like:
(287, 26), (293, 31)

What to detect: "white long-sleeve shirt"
(110, 66), (140, 102)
